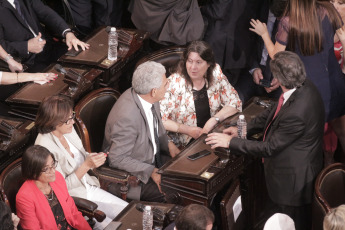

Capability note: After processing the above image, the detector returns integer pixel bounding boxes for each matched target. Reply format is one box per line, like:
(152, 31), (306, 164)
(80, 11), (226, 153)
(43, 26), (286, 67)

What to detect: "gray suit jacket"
(103, 88), (170, 185)
(35, 127), (100, 199)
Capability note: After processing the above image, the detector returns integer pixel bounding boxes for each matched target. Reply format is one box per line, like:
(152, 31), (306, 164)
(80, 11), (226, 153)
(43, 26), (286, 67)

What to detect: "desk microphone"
(253, 97), (270, 108)
(54, 64), (68, 75)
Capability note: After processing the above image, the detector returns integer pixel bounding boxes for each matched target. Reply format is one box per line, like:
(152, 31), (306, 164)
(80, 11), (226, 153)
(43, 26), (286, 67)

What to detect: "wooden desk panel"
(59, 27), (149, 88)
(5, 64), (102, 120)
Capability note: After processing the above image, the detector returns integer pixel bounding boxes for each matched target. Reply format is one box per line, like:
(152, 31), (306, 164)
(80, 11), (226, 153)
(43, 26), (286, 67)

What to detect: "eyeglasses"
(41, 161), (58, 173)
(63, 111), (75, 125)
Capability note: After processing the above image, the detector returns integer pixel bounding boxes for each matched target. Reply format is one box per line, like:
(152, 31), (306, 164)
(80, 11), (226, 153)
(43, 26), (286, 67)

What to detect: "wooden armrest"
(93, 165), (130, 183)
(72, 196), (106, 222)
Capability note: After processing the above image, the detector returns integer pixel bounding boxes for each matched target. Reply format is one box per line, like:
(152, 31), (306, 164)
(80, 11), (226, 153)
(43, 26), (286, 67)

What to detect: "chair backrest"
(0, 158), (24, 213)
(312, 163), (345, 230)
(220, 179), (245, 230)
(135, 46), (185, 77)
(74, 87), (121, 153)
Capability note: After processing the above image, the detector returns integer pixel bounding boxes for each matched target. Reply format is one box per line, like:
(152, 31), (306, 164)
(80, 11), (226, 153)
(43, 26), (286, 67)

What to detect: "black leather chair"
(0, 158), (106, 227)
(312, 163), (345, 230)
(135, 46), (185, 77)
(74, 87), (131, 200)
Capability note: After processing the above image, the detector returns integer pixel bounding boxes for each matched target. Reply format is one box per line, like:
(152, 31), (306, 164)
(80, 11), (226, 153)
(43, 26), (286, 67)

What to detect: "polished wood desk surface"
(5, 64), (102, 120)
(58, 27), (150, 86)
(114, 201), (177, 230)
(159, 98), (271, 206)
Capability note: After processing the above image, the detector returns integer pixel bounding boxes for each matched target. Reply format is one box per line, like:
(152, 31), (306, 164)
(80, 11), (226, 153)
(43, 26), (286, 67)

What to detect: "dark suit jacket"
(103, 88), (170, 196)
(230, 79), (324, 206)
(202, 0), (263, 70)
(0, 0), (68, 64)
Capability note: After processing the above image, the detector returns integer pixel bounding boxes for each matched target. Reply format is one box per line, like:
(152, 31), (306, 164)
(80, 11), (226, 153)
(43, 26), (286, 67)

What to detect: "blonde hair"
(323, 205), (345, 230)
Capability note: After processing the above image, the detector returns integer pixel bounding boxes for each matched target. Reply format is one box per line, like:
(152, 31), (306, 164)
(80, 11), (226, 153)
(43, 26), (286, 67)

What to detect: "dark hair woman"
(160, 41), (242, 148)
(35, 95), (128, 230)
(16, 145), (91, 230)
(250, 0), (345, 165)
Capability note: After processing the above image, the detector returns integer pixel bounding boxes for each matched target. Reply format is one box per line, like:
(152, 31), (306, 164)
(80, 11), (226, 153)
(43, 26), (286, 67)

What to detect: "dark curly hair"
(177, 40), (216, 89)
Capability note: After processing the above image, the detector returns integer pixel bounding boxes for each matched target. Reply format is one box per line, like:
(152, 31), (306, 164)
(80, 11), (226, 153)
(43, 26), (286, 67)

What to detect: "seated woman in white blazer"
(34, 95), (128, 230)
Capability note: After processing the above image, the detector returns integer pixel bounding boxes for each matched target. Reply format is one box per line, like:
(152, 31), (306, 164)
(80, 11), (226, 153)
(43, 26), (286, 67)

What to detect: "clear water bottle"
(108, 27), (118, 61)
(143, 206), (153, 230)
(237, 115), (247, 139)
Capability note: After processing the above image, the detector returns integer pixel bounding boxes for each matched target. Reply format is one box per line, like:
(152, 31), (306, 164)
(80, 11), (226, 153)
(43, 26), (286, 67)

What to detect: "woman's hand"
(7, 58), (23, 73)
(32, 72), (58, 84)
(250, 19), (269, 37)
(85, 153), (106, 168)
(187, 126), (203, 139)
(336, 26), (345, 44)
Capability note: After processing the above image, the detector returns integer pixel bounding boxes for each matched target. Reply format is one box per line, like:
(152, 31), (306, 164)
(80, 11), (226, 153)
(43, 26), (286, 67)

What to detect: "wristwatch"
(213, 116), (220, 123)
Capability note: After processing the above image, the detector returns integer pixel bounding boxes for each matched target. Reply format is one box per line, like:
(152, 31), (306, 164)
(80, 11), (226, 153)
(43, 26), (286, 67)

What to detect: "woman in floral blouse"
(160, 41), (242, 148)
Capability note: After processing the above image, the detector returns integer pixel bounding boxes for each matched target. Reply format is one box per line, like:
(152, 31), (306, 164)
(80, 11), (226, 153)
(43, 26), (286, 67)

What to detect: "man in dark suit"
(206, 51), (324, 230)
(103, 61), (180, 202)
(235, 0), (288, 103)
(0, 0), (89, 72)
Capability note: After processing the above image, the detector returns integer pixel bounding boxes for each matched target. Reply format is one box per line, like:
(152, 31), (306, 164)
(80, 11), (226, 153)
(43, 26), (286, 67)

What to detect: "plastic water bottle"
(108, 27), (118, 61)
(143, 206), (153, 230)
(237, 115), (247, 139)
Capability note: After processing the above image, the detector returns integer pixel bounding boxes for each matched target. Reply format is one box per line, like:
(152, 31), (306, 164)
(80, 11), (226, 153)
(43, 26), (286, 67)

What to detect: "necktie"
(263, 94), (284, 141)
(263, 19), (279, 80)
(151, 105), (162, 168)
(13, 0), (28, 24)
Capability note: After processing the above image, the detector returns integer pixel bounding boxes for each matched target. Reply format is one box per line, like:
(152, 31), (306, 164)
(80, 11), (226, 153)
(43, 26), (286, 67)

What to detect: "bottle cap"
(145, 205), (151, 210)
(111, 27), (116, 32)
(239, 115), (245, 119)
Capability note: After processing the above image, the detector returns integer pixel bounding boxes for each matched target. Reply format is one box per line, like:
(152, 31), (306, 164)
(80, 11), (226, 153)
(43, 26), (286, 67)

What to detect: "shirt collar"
(137, 94), (153, 111)
(282, 88), (296, 105)
(7, 0), (15, 8)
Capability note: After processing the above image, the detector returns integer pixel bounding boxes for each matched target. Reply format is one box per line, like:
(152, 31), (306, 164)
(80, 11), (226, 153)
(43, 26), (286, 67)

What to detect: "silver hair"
(132, 61), (166, 94)
(270, 51), (306, 89)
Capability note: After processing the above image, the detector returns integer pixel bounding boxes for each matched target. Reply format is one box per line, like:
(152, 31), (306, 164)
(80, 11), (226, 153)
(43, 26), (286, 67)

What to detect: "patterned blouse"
(160, 64), (242, 147)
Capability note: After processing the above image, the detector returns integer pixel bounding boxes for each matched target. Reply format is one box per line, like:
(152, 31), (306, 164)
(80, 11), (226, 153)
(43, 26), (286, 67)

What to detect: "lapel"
(2, 0), (27, 28)
(50, 132), (78, 170)
(19, 0), (39, 34)
(131, 89), (154, 146)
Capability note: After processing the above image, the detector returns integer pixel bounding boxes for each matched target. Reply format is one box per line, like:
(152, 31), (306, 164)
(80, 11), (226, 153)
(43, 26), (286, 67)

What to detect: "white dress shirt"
(138, 95), (157, 159)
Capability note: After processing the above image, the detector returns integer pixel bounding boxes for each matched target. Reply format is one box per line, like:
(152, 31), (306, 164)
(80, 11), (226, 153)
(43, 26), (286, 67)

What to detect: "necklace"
(45, 189), (54, 201)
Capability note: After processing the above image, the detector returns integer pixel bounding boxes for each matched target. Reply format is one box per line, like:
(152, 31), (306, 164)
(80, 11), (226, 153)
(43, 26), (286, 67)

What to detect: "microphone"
(54, 64), (68, 75)
(253, 97), (270, 108)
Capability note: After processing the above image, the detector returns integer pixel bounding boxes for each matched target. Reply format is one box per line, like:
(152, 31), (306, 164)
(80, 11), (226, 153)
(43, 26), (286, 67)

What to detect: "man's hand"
(253, 68), (263, 85)
(205, 132), (232, 149)
(223, 126), (238, 137)
(151, 168), (162, 193)
(264, 77), (279, 93)
(28, 32), (46, 53)
(7, 58), (23, 72)
(65, 32), (90, 51)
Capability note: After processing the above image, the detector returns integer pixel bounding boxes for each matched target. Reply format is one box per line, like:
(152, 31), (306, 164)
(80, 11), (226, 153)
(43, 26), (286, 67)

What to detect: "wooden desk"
(58, 27), (149, 90)
(5, 64), (102, 120)
(0, 116), (35, 173)
(159, 98), (269, 207)
(114, 201), (181, 230)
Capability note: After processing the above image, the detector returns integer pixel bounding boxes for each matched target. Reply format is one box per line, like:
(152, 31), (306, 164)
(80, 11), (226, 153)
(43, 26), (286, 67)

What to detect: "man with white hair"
(103, 61), (179, 202)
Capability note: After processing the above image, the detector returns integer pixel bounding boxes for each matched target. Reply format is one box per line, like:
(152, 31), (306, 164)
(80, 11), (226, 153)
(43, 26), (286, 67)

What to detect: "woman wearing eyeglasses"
(34, 95), (128, 230)
(16, 145), (91, 230)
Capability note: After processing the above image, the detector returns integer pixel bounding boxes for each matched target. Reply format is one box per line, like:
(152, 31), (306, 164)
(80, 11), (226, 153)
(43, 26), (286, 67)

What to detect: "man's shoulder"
(109, 88), (140, 118)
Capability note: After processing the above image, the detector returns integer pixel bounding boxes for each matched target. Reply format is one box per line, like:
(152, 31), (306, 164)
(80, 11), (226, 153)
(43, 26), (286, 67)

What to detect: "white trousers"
(86, 186), (128, 230)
